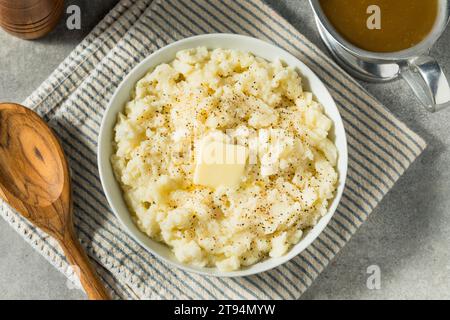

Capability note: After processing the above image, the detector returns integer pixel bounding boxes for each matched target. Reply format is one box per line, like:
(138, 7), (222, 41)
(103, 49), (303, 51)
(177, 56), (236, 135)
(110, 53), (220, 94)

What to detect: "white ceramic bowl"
(98, 34), (348, 277)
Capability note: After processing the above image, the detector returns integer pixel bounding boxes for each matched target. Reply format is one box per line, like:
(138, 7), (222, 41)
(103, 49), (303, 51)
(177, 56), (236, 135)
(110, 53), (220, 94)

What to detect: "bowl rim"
(98, 33), (348, 277)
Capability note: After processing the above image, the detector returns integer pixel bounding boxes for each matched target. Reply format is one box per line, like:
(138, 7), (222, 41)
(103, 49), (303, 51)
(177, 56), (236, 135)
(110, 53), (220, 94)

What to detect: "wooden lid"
(0, 0), (65, 39)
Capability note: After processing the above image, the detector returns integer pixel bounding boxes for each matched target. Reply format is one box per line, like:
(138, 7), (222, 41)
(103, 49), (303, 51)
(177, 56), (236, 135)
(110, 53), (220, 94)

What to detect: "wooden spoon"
(0, 103), (110, 300)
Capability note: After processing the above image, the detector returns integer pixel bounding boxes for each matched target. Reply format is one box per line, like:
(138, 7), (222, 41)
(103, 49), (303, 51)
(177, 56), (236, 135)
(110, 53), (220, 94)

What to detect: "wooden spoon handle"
(59, 231), (110, 300)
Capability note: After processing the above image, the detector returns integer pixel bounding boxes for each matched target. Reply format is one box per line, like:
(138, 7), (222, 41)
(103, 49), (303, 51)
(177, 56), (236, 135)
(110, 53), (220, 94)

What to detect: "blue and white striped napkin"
(0, 0), (426, 299)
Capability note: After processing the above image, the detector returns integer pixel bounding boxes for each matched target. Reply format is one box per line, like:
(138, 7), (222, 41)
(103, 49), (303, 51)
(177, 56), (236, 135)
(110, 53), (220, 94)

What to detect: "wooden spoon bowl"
(0, 103), (110, 300)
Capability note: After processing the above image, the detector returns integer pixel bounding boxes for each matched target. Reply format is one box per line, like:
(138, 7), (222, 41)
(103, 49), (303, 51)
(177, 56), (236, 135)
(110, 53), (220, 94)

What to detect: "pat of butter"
(193, 140), (248, 189)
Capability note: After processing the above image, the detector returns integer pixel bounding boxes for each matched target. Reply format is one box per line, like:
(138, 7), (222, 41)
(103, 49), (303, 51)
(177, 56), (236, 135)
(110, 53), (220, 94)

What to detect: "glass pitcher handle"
(402, 55), (450, 112)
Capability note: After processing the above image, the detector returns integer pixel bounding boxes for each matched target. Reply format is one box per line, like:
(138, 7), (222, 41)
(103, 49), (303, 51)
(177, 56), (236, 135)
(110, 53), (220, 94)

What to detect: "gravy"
(319, 0), (438, 52)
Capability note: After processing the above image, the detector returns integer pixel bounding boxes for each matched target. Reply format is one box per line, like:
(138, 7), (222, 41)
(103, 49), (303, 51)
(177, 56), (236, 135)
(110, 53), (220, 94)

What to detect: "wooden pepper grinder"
(0, 0), (64, 40)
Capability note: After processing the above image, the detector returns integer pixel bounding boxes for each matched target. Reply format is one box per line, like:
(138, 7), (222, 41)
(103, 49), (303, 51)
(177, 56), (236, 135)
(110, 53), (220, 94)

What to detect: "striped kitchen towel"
(0, 0), (426, 299)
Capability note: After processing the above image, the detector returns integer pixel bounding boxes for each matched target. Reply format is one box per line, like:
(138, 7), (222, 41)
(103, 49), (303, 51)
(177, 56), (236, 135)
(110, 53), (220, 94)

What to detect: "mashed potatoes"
(111, 47), (338, 271)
